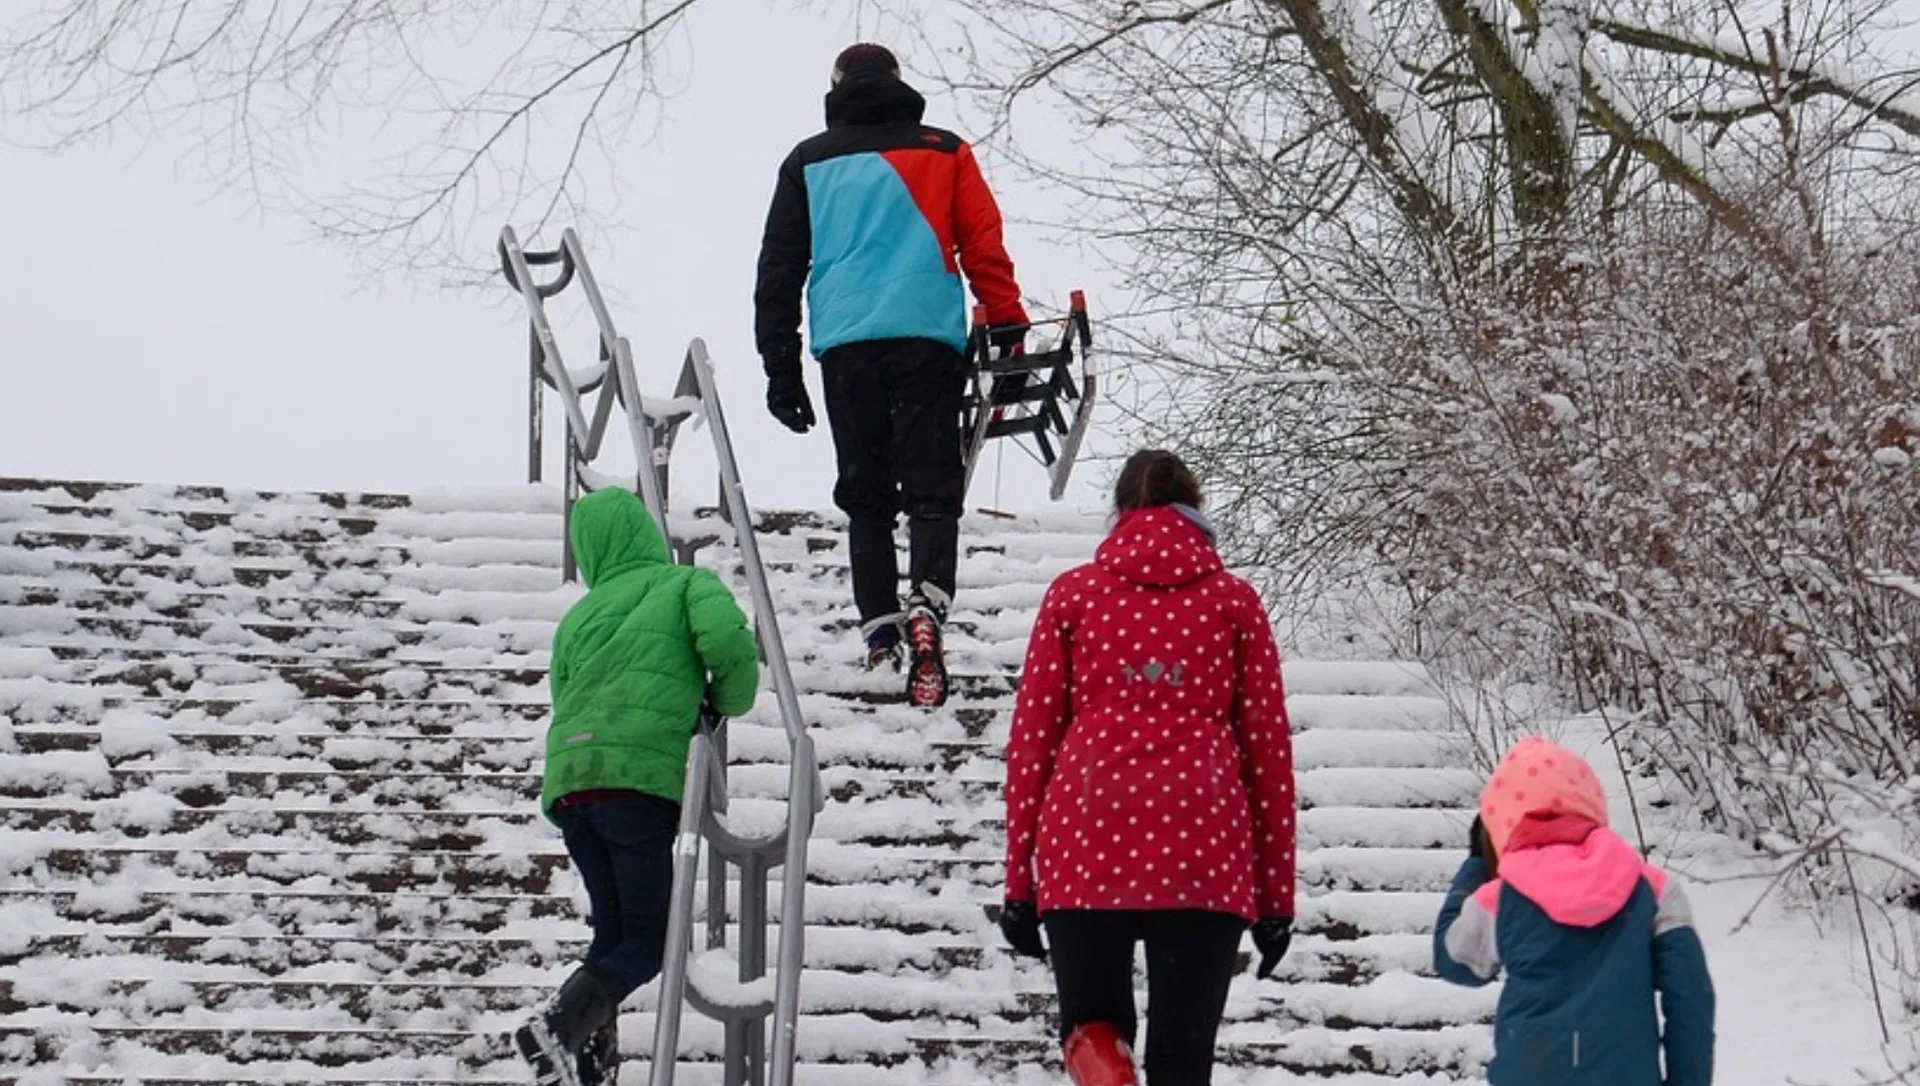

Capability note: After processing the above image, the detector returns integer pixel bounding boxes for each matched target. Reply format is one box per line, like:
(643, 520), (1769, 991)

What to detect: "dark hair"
(1113, 449), (1202, 512)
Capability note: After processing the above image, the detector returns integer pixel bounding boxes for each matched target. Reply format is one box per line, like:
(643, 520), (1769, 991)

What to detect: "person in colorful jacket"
(514, 487), (759, 1086)
(999, 450), (1298, 1086)
(753, 42), (1030, 707)
(1434, 736), (1716, 1086)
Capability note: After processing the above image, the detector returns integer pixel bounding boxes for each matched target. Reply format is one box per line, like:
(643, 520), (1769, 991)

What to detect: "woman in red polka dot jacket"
(1000, 449), (1298, 1086)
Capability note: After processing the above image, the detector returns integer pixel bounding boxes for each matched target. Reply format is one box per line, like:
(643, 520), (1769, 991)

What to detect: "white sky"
(0, 3), (1122, 515)
(10, 2), (1910, 516)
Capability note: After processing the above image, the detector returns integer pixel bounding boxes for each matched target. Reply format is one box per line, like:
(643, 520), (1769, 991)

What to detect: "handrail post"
(529, 324), (545, 484)
(499, 229), (595, 445)
(649, 732), (714, 1086)
(767, 733), (814, 1086)
(736, 850), (769, 1086)
(503, 228), (572, 486)
(561, 417), (582, 585)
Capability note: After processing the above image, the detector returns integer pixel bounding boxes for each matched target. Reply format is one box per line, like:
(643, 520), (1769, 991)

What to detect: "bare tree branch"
(0, 0), (709, 280)
(1595, 16), (1920, 137)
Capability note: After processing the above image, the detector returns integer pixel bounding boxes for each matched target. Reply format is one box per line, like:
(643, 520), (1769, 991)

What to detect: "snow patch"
(688, 949), (776, 1009)
(0, 748), (113, 796)
(68, 879), (154, 919)
(409, 485), (561, 515)
(98, 708), (179, 759)
(0, 647), (61, 680)
(378, 668), (432, 698)
(321, 568), (387, 596)
(1537, 392), (1578, 423)
(94, 790), (185, 833)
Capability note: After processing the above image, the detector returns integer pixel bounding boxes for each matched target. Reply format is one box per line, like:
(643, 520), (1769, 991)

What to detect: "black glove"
(988, 323), (1028, 357)
(1251, 917), (1292, 979)
(764, 360), (816, 434)
(1471, 815), (1498, 873)
(999, 900), (1047, 961)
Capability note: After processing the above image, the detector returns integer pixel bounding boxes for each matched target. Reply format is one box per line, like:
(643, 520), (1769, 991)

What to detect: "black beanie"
(831, 43), (900, 85)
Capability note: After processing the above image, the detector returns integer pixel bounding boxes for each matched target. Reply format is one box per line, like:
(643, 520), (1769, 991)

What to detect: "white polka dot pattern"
(1001, 505), (1298, 922)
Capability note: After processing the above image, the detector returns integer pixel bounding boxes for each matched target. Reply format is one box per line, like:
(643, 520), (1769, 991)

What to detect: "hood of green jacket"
(571, 487), (668, 587)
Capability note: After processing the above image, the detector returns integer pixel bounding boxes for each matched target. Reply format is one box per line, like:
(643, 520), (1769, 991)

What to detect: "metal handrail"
(498, 226), (819, 1086)
(649, 340), (823, 1086)
(499, 227), (672, 572)
(683, 340), (812, 749)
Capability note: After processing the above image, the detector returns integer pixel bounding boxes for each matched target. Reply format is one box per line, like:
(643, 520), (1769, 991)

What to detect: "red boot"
(1063, 1022), (1139, 1086)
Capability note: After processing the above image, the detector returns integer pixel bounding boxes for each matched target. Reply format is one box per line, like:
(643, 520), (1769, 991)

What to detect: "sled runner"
(962, 291), (1096, 503)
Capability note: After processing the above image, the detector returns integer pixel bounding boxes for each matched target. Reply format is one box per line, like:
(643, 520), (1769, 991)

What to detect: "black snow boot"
(515, 968), (622, 1086)
(578, 1018), (620, 1086)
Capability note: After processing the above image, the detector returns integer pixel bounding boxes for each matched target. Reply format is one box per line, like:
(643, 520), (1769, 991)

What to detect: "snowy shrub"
(1365, 218), (1919, 892)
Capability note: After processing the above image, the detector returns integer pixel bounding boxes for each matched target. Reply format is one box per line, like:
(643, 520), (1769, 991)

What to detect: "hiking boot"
(862, 613), (905, 672)
(904, 587), (950, 708)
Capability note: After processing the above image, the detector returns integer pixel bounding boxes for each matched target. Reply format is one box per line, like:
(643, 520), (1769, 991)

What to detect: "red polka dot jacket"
(1003, 504), (1297, 922)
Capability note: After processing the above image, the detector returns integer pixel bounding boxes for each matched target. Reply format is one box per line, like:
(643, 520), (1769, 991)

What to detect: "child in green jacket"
(515, 487), (760, 1086)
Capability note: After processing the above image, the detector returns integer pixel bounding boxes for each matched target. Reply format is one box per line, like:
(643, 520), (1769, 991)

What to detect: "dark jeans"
(1044, 909), (1250, 1086)
(553, 793), (680, 1002)
(818, 338), (967, 625)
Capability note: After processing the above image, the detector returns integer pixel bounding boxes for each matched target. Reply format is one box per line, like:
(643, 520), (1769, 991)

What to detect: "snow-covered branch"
(1593, 18), (1920, 139)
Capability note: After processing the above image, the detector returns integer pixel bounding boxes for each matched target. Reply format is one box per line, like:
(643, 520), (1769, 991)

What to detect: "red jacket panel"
(949, 143), (1027, 327)
(1003, 506), (1298, 921)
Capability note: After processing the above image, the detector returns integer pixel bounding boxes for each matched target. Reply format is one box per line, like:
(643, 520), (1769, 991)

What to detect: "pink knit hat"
(1479, 736), (1609, 856)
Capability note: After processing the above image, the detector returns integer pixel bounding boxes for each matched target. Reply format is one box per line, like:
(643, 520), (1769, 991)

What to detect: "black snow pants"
(817, 337), (968, 625)
(1043, 909), (1250, 1086)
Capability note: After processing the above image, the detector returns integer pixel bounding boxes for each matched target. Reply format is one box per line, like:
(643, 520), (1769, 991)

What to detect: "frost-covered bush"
(1372, 218), (1918, 891)
(1345, 200), (1920, 1049)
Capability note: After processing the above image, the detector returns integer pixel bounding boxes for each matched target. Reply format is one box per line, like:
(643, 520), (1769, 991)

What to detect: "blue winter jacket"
(1433, 828), (1715, 1086)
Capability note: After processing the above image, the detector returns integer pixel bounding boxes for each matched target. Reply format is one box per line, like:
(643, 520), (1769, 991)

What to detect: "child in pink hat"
(1435, 736), (1716, 1085)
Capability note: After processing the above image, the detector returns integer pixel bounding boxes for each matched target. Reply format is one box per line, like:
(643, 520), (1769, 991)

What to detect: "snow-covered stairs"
(0, 478), (1491, 1084)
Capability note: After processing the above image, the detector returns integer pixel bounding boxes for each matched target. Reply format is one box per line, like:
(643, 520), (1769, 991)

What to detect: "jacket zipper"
(1572, 1030), (1581, 1067)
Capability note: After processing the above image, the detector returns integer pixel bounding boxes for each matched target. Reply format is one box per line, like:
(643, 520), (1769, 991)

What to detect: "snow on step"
(1299, 766), (1481, 809)
(0, 478), (1487, 1083)
(1282, 660), (1435, 697)
(1292, 728), (1463, 768)
(1287, 693), (1450, 731)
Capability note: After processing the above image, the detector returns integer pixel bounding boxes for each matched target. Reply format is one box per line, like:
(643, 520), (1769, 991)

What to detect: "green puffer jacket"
(542, 487), (759, 817)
